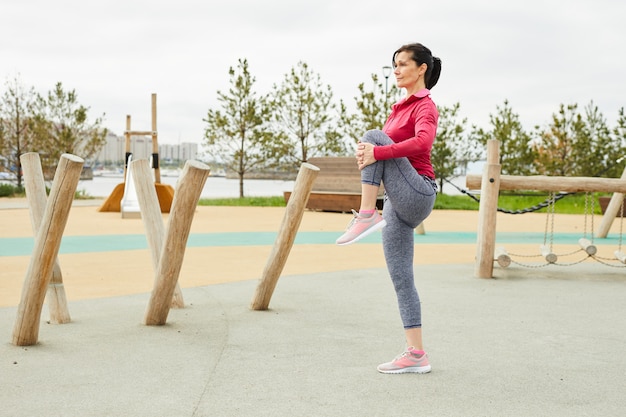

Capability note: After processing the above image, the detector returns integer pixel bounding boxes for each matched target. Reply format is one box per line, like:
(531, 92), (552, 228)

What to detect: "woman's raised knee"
(361, 129), (388, 145)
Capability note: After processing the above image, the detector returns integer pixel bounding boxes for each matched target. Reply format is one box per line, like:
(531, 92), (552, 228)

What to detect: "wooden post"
(596, 165), (626, 238)
(474, 140), (501, 278)
(131, 159), (185, 308)
(12, 154), (84, 346)
(20, 152), (71, 324)
(251, 162), (320, 310)
(466, 174), (626, 193)
(124, 115), (132, 179)
(151, 93), (161, 184)
(144, 160), (210, 325)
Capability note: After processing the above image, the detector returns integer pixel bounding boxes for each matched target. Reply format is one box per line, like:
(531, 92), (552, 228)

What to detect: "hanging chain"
(543, 193), (550, 246)
(583, 192), (589, 240)
(590, 193), (595, 243)
(549, 192), (556, 251)
(617, 195), (624, 252)
(543, 192), (555, 248)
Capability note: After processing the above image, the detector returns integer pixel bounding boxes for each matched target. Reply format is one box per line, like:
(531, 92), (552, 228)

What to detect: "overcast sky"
(2, 0), (625, 147)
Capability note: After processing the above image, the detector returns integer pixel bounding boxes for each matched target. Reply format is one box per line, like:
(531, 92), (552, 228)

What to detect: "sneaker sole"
(336, 219), (387, 246)
(377, 364), (432, 374)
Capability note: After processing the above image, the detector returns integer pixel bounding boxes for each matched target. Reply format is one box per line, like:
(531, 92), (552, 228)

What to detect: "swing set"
(466, 139), (626, 278)
(494, 191), (626, 268)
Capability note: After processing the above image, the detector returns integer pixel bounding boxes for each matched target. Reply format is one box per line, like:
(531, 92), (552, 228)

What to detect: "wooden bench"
(284, 157), (384, 213)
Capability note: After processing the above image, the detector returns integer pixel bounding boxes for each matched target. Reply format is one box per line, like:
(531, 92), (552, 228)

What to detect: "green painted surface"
(1, 231), (623, 257)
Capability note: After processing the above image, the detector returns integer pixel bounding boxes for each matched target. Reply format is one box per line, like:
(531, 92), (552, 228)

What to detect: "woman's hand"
(356, 142), (375, 170)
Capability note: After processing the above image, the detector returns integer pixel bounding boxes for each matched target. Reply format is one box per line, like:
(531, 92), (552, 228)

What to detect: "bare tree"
(0, 75), (37, 188)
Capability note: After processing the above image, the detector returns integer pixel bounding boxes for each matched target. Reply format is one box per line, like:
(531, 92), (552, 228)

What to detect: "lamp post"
(382, 65), (392, 107)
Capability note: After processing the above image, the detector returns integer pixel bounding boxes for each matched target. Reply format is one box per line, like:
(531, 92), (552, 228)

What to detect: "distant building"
(93, 132), (198, 166)
(93, 132), (125, 165)
(160, 142), (197, 163)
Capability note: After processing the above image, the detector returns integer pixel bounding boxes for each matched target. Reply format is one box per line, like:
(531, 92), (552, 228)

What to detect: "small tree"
(612, 107), (626, 173)
(474, 100), (536, 176)
(268, 61), (347, 168)
(534, 104), (578, 176)
(203, 58), (271, 197)
(533, 102), (623, 177)
(0, 75), (38, 188)
(581, 101), (624, 178)
(30, 82), (107, 177)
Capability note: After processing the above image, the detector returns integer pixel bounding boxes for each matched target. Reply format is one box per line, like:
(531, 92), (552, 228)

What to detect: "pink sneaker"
(336, 210), (386, 245)
(377, 347), (432, 374)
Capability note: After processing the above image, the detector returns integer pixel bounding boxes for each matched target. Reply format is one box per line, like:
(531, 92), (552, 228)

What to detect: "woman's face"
(393, 51), (426, 93)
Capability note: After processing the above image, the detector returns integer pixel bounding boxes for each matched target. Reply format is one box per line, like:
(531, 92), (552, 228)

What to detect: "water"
(6, 170), (468, 197)
(77, 175), (295, 199)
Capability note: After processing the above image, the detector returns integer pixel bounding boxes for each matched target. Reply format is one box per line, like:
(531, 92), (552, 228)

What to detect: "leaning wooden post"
(596, 165), (626, 238)
(144, 160), (210, 325)
(131, 159), (185, 308)
(20, 152), (71, 324)
(12, 154), (84, 346)
(474, 140), (501, 278)
(251, 162), (320, 310)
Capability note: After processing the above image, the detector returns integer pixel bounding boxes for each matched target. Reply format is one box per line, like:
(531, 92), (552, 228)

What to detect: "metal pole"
(382, 66), (392, 108)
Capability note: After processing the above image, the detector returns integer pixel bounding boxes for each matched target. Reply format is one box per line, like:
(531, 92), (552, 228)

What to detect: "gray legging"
(360, 130), (437, 329)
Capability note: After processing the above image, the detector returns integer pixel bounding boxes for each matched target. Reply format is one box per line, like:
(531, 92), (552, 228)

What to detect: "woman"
(336, 43), (441, 374)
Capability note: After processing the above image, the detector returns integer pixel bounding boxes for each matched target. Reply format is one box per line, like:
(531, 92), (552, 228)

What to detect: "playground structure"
(10, 152), (320, 344)
(466, 139), (626, 278)
(98, 93), (174, 214)
(14, 136), (626, 345)
(6, 150), (626, 416)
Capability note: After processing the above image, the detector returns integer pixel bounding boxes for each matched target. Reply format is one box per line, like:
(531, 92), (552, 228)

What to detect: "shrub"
(0, 183), (18, 197)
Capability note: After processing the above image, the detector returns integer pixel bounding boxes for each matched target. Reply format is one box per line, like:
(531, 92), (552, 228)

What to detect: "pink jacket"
(374, 88), (438, 179)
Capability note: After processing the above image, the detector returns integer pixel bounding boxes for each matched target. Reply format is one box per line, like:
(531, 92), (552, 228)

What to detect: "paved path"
(1, 198), (626, 416)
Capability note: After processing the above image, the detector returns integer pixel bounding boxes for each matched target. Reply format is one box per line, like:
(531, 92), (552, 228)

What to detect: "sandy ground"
(1, 197), (623, 307)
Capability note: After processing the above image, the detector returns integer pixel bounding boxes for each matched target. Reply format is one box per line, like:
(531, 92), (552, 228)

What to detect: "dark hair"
(392, 43), (442, 89)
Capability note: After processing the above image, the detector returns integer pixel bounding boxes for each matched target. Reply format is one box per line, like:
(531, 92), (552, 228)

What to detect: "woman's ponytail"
(427, 56), (442, 89)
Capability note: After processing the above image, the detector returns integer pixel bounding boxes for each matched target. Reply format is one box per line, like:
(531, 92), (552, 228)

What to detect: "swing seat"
(578, 238), (597, 256)
(539, 245), (558, 264)
(494, 247), (511, 268)
(615, 251), (626, 264)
